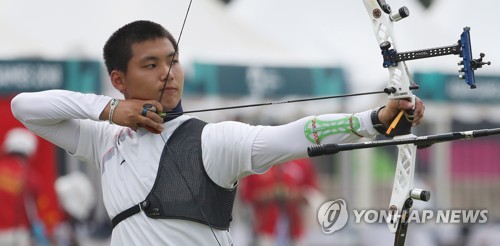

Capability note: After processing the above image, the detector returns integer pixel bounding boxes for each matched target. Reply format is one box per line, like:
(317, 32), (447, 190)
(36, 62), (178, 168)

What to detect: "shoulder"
(201, 120), (266, 151)
(204, 120), (262, 132)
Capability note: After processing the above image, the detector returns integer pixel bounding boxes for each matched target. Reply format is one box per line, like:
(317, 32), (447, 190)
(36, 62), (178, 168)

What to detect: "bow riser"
(362, 0), (419, 236)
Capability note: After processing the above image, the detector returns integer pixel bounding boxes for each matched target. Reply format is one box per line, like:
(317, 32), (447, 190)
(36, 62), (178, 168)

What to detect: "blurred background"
(1, 0), (499, 245)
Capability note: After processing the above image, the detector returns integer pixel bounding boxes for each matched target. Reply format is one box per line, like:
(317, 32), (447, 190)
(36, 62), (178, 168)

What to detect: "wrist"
(108, 99), (120, 124)
(371, 106), (387, 135)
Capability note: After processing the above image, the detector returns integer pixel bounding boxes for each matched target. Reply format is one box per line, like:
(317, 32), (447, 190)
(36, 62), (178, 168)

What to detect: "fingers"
(383, 97), (425, 127)
(395, 99), (414, 111)
(394, 98), (425, 126)
(411, 98), (425, 126)
(142, 101), (164, 115)
(140, 106), (164, 124)
(110, 99), (165, 134)
(136, 115), (164, 134)
(137, 101), (165, 133)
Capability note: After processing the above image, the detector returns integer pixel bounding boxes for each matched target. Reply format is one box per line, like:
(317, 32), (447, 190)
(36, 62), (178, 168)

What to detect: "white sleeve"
(251, 110), (375, 172)
(11, 90), (112, 155)
(202, 121), (265, 188)
(202, 109), (376, 188)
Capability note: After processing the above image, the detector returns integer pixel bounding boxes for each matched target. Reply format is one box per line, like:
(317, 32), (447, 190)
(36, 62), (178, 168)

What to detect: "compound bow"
(308, 0), (492, 245)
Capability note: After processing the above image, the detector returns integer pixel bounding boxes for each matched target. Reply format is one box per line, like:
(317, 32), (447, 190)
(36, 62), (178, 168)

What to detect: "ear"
(110, 70), (126, 93)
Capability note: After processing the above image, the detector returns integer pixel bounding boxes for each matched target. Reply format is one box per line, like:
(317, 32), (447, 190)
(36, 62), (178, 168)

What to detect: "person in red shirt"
(240, 158), (320, 246)
(0, 128), (41, 245)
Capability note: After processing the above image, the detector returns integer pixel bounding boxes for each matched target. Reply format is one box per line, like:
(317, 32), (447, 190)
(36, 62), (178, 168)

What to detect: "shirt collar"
(163, 100), (183, 123)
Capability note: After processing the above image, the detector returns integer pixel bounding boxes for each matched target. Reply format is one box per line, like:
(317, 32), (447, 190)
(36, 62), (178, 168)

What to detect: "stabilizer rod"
(307, 128), (500, 157)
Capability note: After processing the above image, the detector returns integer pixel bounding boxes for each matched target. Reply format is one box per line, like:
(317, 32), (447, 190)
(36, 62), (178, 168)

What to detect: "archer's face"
(118, 37), (184, 111)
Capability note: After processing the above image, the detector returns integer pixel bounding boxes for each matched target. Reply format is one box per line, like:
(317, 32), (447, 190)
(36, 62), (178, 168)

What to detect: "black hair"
(103, 20), (178, 75)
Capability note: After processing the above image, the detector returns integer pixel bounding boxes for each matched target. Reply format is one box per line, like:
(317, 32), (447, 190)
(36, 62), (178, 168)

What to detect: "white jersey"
(11, 90), (378, 245)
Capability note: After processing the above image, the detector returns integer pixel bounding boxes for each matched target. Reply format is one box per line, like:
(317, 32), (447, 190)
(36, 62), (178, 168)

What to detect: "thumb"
(397, 99), (415, 111)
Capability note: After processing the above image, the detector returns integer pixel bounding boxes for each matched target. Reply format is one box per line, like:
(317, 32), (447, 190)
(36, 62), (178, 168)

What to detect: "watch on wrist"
(371, 106), (388, 135)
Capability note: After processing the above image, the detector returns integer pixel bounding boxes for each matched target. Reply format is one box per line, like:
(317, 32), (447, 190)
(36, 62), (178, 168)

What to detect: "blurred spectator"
(54, 171), (97, 246)
(240, 158), (320, 246)
(56, 171), (96, 223)
(0, 127), (50, 245)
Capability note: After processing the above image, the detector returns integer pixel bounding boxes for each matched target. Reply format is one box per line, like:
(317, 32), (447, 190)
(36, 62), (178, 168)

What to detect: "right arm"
(11, 90), (112, 153)
(11, 90), (166, 154)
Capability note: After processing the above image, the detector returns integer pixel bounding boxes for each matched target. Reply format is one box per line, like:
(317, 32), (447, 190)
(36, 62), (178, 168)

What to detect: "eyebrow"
(139, 51), (177, 63)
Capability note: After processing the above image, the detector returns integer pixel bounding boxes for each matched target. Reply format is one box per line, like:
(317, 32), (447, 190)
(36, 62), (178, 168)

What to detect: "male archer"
(11, 20), (424, 245)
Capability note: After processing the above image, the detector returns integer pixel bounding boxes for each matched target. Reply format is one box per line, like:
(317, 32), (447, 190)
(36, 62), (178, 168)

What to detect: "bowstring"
(157, 0), (222, 245)
(158, 0), (192, 103)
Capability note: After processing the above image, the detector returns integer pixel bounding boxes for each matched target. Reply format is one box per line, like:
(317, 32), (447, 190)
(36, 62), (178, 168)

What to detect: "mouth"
(160, 86), (177, 92)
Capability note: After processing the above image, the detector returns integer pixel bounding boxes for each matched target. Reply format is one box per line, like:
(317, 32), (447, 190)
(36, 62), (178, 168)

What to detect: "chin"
(162, 101), (179, 111)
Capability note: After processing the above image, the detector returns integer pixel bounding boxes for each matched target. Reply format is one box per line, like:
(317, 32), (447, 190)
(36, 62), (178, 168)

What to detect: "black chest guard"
(112, 118), (237, 230)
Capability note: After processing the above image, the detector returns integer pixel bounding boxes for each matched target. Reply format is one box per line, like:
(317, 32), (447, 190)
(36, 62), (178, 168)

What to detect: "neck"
(163, 100), (183, 123)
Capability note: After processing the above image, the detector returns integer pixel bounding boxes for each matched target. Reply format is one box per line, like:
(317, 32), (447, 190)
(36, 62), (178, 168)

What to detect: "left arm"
(203, 98), (425, 188)
(250, 110), (375, 173)
(203, 110), (375, 188)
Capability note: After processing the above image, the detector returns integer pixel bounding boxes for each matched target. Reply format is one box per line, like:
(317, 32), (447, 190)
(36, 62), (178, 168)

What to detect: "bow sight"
(380, 27), (491, 89)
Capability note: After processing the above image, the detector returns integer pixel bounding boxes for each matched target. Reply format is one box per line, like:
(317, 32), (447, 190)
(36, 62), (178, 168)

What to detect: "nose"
(161, 65), (174, 83)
